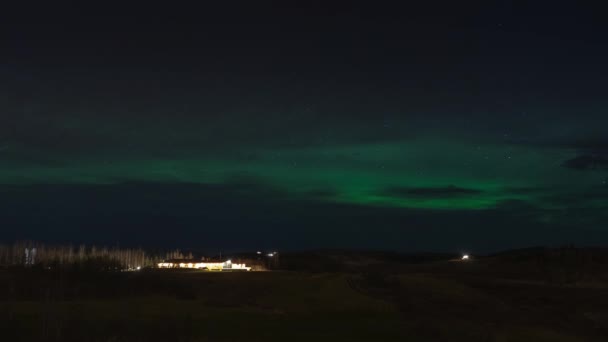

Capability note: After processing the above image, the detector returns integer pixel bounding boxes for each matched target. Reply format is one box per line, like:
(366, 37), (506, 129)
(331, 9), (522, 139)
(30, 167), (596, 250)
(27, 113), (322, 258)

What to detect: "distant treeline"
(0, 242), (153, 271)
(0, 242), (269, 271)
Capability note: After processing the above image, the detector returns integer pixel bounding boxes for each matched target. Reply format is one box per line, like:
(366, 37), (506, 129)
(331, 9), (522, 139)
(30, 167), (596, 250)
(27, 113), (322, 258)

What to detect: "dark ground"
(1, 248), (608, 341)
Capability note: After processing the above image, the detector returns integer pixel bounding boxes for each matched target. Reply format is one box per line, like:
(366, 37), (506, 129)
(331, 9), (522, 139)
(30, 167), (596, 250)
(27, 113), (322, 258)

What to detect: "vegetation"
(1, 246), (607, 341)
(0, 242), (150, 271)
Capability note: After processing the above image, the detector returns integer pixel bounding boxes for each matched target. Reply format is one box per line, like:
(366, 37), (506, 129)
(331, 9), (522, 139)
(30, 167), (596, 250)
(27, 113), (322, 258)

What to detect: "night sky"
(1, 2), (607, 252)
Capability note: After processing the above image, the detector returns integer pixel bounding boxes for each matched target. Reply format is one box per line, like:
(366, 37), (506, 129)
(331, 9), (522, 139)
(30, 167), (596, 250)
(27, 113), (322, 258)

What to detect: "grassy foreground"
(1, 262), (607, 341)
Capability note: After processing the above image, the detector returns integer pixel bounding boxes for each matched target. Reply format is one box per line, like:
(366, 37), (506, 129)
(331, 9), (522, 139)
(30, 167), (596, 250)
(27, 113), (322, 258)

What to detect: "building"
(157, 259), (251, 271)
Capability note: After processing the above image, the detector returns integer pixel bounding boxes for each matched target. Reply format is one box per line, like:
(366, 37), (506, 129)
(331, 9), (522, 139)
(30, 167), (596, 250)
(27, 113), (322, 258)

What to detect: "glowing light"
(256, 251), (262, 255)
(157, 261), (250, 271)
(462, 254), (470, 260)
(136, 266), (141, 270)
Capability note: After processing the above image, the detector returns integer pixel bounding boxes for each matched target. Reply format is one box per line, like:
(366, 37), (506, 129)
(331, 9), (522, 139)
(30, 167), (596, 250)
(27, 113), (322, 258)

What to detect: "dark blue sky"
(1, 2), (607, 252)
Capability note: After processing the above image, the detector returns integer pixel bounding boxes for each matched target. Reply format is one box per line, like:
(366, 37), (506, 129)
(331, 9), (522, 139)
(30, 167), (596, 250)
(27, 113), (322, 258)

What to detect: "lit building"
(157, 259), (251, 271)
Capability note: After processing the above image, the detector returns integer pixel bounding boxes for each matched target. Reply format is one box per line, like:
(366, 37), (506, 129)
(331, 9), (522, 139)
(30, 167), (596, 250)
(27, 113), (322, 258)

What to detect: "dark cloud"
(568, 139), (608, 151)
(381, 185), (482, 198)
(502, 186), (552, 195)
(562, 154), (608, 171)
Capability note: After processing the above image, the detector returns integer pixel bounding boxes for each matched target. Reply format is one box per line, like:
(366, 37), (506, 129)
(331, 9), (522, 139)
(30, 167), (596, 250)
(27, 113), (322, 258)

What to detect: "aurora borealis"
(2, 3), (608, 251)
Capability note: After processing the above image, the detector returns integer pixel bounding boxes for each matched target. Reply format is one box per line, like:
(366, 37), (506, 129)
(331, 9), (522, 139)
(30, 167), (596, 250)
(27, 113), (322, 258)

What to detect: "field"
(2, 250), (608, 341)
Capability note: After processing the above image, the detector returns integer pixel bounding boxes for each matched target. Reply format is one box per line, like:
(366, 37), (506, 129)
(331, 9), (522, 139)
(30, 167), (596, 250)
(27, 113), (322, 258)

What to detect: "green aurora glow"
(1, 136), (604, 212)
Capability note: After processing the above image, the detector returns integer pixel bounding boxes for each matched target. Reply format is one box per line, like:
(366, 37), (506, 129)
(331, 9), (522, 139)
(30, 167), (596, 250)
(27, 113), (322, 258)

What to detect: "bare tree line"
(0, 241), (153, 270)
(0, 242), (273, 271)
(165, 249), (194, 260)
